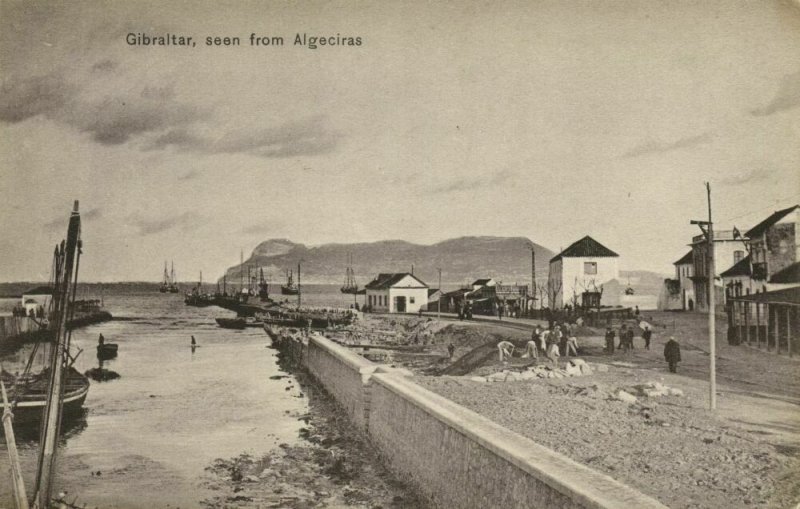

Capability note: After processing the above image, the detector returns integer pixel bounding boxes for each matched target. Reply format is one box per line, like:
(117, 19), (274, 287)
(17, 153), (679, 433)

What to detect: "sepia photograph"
(0, 1), (798, 507)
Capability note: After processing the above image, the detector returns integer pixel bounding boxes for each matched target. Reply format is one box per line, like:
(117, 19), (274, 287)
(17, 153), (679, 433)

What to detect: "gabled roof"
(719, 255), (751, 278)
(769, 262), (800, 284)
(364, 272), (427, 290)
(427, 288), (441, 296)
(674, 251), (694, 266)
(472, 278), (494, 286)
(550, 236), (618, 262)
(745, 205), (799, 238)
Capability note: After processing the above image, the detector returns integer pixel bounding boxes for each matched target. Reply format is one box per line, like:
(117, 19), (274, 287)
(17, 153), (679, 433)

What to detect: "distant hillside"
(222, 237), (555, 287)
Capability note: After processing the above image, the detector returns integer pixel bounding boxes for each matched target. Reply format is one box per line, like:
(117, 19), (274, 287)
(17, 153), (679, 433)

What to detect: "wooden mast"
(34, 200), (82, 508)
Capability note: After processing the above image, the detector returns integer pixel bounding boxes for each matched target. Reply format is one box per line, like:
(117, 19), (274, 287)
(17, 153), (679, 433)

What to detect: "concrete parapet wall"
(306, 334), (377, 430)
(271, 328), (666, 509)
(368, 372), (667, 509)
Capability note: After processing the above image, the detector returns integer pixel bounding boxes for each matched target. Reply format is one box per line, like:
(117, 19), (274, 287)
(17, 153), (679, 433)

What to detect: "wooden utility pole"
(437, 268), (442, 320)
(297, 262), (302, 308)
(707, 182), (716, 410)
(531, 247), (536, 314)
(690, 182), (716, 410)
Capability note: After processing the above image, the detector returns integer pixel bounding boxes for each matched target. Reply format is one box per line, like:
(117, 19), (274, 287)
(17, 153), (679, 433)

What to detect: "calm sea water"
(0, 285), (355, 508)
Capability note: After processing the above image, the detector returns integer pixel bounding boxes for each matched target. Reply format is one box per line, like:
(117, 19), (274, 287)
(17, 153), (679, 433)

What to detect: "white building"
(365, 273), (429, 313)
(21, 286), (53, 316)
(548, 236), (619, 309)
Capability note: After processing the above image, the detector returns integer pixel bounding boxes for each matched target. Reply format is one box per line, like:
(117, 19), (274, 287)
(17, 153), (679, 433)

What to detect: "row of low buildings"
(363, 235), (625, 314)
(661, 205), (800, 312)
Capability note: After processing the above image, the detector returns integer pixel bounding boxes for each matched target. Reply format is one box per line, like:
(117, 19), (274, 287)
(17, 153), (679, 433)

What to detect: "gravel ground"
(416, 367), (800, 509)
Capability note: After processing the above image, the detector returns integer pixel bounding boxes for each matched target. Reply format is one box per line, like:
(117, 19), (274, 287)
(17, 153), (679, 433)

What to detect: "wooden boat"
(0, 367), (89, 423)
(215, 317), (264, 329)
(97, 343), (119, 359)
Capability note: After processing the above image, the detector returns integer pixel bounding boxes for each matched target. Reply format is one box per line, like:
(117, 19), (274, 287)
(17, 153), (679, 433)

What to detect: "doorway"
(395, 296), (406, 313)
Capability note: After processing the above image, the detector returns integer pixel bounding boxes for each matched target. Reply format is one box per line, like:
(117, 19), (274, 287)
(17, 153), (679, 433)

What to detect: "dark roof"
(23, 285), (54, 295)
(364, 273), (427, 290)
(550, 236), (619, 262)
(719, 255), (751, 278)
(733, 286), (800, 305)
(769, 262), (800, 284)
(674, 251), (694, 266)
(427, 288), (441, 296)
(472, 278), (493, 286)
(744, 205), (799, 238)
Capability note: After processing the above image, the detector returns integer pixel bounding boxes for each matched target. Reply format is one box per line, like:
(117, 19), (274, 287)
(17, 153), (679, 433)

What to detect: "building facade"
(548, 236), (619, 309)
(365, 273), (429, 313)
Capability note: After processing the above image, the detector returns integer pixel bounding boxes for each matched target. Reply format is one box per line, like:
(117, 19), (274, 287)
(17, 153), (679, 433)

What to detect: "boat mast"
(33, 200), (82, 508)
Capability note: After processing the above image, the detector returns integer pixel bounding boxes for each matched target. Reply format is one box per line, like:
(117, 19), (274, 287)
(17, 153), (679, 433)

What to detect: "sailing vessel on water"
(258, 268), (270, 301)
(168, 261), (180, 293)
(341, 253), (358, 294)
(0, 200), (90, 509)
(281, 269), (299, 295)
(159, 261), (169, 293)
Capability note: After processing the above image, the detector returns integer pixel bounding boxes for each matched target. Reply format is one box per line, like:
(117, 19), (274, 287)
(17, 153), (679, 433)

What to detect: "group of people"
(11, 305), (44, 318)
(496, 302), (522, 320)
(604, 323), (653, 354)
(457, 302), (473, 320)
(497, 321), (581, 367)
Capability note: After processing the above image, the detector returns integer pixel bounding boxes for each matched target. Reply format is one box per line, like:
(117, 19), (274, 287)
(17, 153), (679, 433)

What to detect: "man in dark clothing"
(447, 342), (456, 359)
(664, 337), (681, 373)
(605, 327), (615, 354)
(618, 324), (628, 351)
(642, 326), (652, 350)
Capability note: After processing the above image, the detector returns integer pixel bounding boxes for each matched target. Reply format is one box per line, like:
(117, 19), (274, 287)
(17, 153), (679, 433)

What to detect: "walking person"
(642, 326), (652, 350)
(618, 324), (627, 351)
(565, 323), (578, 357)
(447, 342), (456, 359)
(664, 337), (681, 373)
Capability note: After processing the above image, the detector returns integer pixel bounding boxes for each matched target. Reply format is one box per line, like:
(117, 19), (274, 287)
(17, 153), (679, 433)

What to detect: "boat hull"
(1, 368), (90, 423)
(280, 286), (298, 295)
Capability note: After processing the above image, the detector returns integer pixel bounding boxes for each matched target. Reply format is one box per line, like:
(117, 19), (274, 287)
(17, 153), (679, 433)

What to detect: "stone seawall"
(268, 327), (667, 509)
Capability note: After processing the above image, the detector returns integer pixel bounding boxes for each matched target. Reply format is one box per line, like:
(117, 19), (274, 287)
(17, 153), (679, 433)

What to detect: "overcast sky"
(1, 0), (799, 282)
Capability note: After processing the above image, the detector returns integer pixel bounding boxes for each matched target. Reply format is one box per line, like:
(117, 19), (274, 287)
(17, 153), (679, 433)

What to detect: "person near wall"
(546, 330), (560, 367)
(664, 337), (681, 373)
(618, 324), (629, 351)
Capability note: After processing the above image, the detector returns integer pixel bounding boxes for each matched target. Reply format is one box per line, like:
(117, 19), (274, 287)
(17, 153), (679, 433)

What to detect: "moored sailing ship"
(281, 269), (299, 295)
(341, 253), (358, 294)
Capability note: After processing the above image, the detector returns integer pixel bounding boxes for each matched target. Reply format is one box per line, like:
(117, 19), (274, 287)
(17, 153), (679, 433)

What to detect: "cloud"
(0, 73), (77, 123)
(148, 116), (341, 158)
(128, 212), (202, 236)
(242, 219), (284, 235)
(43, 207), (101, 231)
(91, 59), (118, 72)
(623, 132), (712, 158)
(718, 168), (773, 186)
(0, 69), (206, 145)
(426, 169), (516, 194)
(751, 70), (800, 116)
(178, 169), (199, 181)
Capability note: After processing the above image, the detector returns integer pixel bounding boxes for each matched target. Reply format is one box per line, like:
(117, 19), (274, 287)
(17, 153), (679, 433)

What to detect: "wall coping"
(309, 333), (378, 374)
(371, 372), (668, 509)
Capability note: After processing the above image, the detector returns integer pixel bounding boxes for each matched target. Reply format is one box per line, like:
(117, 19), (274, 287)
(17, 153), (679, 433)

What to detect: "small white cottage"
(365, 273), (429, 313)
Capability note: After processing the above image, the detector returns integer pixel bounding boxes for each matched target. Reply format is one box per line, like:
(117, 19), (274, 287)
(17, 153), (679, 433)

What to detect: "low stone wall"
(368, 372), (665, 509)
(270, 328), (666, 509)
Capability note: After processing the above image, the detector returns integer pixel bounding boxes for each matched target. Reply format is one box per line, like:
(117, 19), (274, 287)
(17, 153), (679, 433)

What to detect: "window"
(410, 296), (415, 304)
(734, 250), (744, 264)
(584, 262), (597, 275)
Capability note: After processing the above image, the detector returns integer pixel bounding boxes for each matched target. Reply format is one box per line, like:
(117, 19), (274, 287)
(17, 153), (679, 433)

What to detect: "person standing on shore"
(546, 330), (560, 367)
(642, 326), (652, 350)
(664, 337), (681, 372)
(605, 326), (615, 354)
(447, 342), (456, 359)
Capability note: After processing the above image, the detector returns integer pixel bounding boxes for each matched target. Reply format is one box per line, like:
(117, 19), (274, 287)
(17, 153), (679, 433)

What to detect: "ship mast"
(33, 200), (82, 508)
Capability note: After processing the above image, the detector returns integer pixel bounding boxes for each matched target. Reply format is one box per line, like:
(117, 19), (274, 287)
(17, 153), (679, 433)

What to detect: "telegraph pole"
(690, 182), (716, 410)
(531, 247), (536, 315)
(437, 268), (442, 320)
